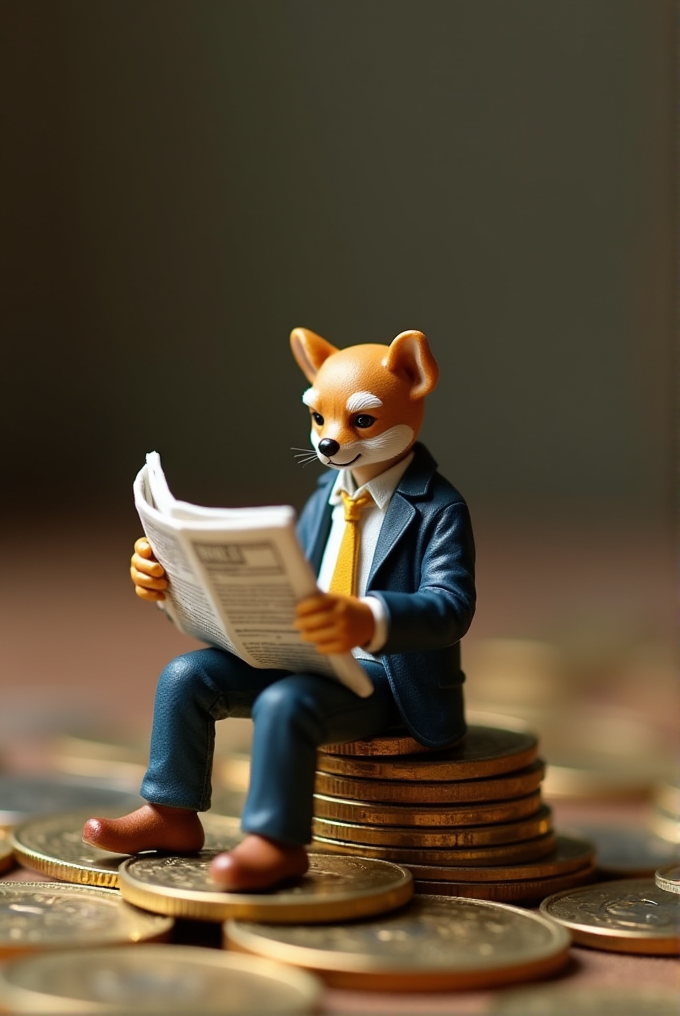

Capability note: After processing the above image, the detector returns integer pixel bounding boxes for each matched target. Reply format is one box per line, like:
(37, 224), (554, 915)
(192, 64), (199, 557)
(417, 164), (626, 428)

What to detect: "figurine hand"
(130, 537), (168, 601)
(294, 593), (375, 655)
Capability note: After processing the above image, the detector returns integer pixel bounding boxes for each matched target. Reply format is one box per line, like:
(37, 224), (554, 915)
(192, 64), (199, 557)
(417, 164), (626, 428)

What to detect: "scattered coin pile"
(313, 725), (595, 903)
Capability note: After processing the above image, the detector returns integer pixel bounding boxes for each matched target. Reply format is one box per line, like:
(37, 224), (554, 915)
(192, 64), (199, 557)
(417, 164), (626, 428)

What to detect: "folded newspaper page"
(133, 452), (373, 697)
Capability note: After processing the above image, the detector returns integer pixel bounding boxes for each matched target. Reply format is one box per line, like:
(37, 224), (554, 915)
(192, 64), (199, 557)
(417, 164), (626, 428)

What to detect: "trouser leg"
(242, 661), (399, 844)
(140, 648), (287, 811)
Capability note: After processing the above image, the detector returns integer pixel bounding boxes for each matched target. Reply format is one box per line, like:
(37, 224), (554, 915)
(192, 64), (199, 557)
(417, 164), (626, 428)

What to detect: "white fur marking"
(302, 388), (320, 407)
(345, 391), (383, 413)
(314, 424), (414, 469)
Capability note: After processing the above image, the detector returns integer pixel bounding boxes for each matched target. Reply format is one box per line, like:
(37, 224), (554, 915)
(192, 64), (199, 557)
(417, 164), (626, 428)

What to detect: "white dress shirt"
(316, 451), (414, 660)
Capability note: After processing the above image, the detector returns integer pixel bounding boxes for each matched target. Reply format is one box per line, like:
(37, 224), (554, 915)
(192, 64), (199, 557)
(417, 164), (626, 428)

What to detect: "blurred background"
(0, 2), (675, 781)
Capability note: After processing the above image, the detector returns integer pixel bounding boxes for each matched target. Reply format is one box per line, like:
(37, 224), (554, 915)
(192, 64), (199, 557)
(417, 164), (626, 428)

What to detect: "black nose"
(318, 438), (340, 458)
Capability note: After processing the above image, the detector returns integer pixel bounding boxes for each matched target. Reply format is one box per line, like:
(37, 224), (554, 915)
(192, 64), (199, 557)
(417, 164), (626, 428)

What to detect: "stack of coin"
(313, 726), (595, 903)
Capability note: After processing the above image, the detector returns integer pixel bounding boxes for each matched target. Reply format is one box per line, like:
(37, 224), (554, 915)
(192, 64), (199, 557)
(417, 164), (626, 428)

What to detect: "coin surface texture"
(312, 805), (552, 848)
(655, 862), (680, 895)
(405, 834), (595, 883)
(315, 726), (538, 781)
(314, 760), (545, 804)
(490, 984), (680, 1015)
(320, 732), (430, 756)
(225, 894), (570, 991)
(0, 945), (321, 1014)
(312, 831), (556, 867)
(0, 775), (144, 829)
(119, 852), (412, 923)
(313, 790), (542, 827)
(0, 882), (173, 957)
(540, 878), (680, 954)
(11, 811), (243, 888)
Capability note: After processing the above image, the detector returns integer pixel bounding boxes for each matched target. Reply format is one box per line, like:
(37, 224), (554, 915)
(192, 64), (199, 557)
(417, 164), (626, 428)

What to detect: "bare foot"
(82, 804), (205, 854)
(210, 834), (309, 891)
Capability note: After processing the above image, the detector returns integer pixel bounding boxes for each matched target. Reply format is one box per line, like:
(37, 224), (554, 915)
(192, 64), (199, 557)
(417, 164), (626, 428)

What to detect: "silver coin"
(0, 775), (143, 829)
(655, 862), (680, 895)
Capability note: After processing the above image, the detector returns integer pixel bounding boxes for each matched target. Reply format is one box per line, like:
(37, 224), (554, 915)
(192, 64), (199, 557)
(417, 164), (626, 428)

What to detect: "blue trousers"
(140, 649), (401, 845)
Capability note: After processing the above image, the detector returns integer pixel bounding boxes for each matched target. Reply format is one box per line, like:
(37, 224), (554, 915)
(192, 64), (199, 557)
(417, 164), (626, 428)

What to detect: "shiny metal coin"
(315, 726), (538, 781)
(224, 894), (570, 991)
(404, 834), (595, 883)
(566, 821), (680, 877)
(51, 729), (148, 786)
(413, 863), (595, 904)
(313, 790), (542, 827)
(655, 862), (680, 895)
(320, 732), (430, 756)
(12, 812), (243, 888)
(0, 945), (321, 1014)
(0, 774), (143, 830)
(0, 882), (173, 958)
(312, 805), (552, 849)
(119, 853), (412, 923)
(314, 759), (545, 804)
(490, 984), (680, 1015)
(312, 831), (557, 867)
(540, 878), (680, 954)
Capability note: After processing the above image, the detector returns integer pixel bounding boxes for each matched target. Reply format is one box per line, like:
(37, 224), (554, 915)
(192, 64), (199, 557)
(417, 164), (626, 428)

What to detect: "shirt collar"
(328, 451), (415, 512)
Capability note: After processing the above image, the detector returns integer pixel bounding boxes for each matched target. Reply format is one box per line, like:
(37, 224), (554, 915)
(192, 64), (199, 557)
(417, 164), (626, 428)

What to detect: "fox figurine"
(83, 328), (476, 892)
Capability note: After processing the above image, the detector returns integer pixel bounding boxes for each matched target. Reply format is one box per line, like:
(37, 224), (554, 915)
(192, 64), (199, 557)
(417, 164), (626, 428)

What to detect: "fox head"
(290, 328), (439, 476)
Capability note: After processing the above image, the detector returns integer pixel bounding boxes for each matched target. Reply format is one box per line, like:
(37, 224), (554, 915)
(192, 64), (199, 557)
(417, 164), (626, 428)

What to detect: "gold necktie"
(328, 490), (374, 597)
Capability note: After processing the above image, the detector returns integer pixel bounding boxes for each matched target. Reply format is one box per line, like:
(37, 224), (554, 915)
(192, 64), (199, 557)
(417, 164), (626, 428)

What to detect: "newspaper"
(133, 452), (373, 698)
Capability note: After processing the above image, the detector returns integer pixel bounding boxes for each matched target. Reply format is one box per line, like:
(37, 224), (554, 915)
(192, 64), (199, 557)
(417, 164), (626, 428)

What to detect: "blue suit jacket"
(296, 442), (476, 749)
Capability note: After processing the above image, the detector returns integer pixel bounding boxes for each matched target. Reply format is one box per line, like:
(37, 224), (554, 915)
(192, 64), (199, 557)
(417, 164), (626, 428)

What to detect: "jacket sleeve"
(370, 499), (476, 655)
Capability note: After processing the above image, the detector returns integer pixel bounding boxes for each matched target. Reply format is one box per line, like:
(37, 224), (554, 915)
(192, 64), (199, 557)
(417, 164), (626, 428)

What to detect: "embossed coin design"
(11, 811), (243, 888)
(224, 894), (571, 991)
(0, 882), (173, 958)
(655, 862), (680, 895)
(316, 727), (538, 781)
(0, 945), (322, 1014)
(314, 760), (545, 804)
(119, 853), (412, 923)
(540, 878), (680, 954)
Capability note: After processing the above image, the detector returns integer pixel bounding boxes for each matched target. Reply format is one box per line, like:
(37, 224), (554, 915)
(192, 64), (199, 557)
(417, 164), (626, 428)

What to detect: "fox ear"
(384, 330), (439, 399)
(290, 328), (339, 382)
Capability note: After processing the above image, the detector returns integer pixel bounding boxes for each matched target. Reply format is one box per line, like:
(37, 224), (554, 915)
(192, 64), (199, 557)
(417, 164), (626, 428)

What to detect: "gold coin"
(312, 805), (553, 849)
(0, 829), (14, 874)
(413, 863), (596, 904)
(0, 881), (173, 958)
(224, 894), (570, 991)
(11, 811), (243, 888)
(490, 984), (680, 1015)
(320, 732), (430, 756)
(313, 790), (542, 827)
(314, 759), (545, 804)
(540, 878), (680, 955)
(312, 831), (557, 867)
(405, 834), (595, 883)
(316, 726), (538, 781)
(118, 853), (412, 923)
(655, 862), (680, 895)
(0, 945), (322, 1014)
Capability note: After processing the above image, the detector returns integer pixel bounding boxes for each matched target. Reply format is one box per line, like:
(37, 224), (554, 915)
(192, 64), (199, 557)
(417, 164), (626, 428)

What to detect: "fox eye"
(354, 414), (376, 429)
(312, 412), (324, 426)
